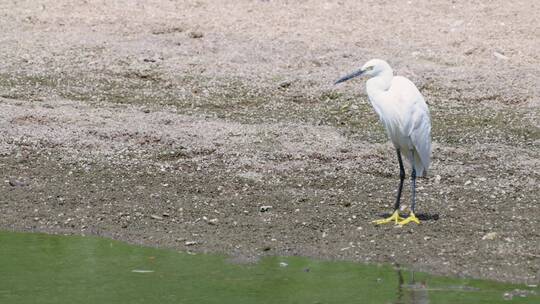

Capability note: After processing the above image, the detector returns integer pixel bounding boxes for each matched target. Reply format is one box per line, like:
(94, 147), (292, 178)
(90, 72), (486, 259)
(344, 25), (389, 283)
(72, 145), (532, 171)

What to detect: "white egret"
(335, 59), (431, 225)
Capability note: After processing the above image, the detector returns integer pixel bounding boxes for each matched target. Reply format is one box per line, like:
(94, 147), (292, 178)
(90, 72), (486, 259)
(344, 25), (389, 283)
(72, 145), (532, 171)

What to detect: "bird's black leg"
(396, 152), (420, 225)
(393, 149), (406, 212)
(410, 167), (417, 213)
(373, 149), (406, 224)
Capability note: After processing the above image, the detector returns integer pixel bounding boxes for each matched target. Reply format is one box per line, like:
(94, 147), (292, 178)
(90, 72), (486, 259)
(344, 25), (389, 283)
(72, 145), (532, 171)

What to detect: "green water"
(0, 232), (537, 304)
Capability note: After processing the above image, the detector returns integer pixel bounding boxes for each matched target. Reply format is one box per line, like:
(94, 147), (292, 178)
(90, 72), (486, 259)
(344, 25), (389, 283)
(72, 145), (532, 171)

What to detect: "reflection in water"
(1, 231), (538, 304)
(395, 265), (429, 304)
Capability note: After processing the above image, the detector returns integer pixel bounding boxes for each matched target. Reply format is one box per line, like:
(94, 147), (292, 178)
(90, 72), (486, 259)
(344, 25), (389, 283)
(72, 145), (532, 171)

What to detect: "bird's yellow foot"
(372, 210), (404, 225)
(397, 212), (420, 226)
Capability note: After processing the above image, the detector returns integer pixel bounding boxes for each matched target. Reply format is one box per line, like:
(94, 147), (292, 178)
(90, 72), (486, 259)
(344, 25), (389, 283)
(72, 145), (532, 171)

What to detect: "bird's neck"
(366, 71), (393, 96)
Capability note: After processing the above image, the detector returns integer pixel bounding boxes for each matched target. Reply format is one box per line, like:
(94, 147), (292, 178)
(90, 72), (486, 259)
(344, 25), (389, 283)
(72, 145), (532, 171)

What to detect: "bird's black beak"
(334, 69), (364, 85)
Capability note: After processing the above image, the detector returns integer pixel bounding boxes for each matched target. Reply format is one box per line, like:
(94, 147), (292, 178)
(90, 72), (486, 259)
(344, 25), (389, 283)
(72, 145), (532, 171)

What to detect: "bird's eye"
(364, 66), (374, 71)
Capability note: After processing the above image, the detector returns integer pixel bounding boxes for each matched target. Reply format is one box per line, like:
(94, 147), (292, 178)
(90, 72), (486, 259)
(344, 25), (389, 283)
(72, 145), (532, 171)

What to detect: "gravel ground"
(0, 0), (539, 284)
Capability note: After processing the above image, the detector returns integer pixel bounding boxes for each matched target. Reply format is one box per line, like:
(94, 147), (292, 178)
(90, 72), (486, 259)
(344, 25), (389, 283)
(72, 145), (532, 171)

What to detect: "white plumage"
(363, 60), (431, 176)
(335, 59), (432, 225)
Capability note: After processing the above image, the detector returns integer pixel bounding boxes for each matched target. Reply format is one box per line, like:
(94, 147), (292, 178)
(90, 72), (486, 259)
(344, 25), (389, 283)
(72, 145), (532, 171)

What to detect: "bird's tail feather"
(414, 153), (428, 177)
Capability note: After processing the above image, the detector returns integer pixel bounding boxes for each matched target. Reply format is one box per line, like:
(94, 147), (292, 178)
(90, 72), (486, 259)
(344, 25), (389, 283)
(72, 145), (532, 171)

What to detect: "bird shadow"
(379, 212), (440, 221)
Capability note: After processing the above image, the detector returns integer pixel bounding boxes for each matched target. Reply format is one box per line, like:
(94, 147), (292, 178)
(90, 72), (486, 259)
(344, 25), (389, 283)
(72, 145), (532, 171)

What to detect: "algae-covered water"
(0, 231), (537, 304)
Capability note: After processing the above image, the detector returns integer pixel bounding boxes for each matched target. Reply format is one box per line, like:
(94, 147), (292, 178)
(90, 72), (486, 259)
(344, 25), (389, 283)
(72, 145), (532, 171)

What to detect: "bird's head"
(334, 59), (392, 85)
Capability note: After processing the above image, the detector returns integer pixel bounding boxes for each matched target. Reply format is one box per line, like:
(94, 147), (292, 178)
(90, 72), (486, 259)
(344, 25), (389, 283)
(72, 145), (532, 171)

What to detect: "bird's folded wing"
(409, 102), (432, 173)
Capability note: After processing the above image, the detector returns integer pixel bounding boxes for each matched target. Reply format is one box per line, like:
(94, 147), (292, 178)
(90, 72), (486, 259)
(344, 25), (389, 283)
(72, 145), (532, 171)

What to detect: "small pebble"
(278, 80), (292, 88)
(8, 179), (28, 187)
(493, 51), (509, 60)
(482, 232), (498, 240)
(260, 206), (273, 212)
(189, 31), (204, 39)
